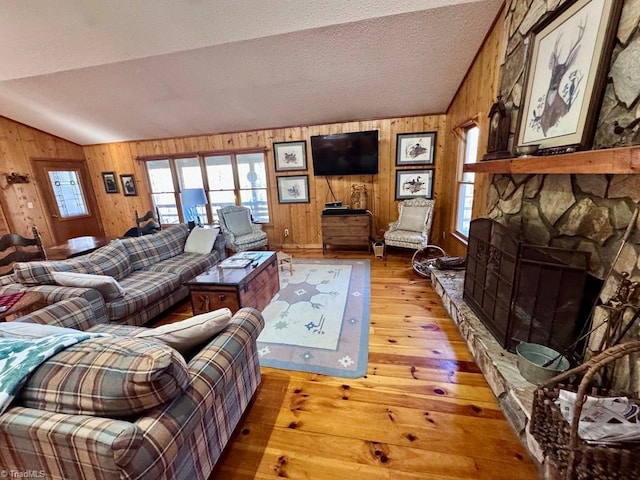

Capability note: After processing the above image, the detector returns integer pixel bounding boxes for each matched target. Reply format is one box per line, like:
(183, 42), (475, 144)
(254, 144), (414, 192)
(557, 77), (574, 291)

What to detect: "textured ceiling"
(0, 0), (502, 145)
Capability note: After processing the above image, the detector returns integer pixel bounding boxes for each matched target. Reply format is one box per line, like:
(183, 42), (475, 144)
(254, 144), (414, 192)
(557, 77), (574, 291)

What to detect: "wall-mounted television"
(311, 130), (379, 176)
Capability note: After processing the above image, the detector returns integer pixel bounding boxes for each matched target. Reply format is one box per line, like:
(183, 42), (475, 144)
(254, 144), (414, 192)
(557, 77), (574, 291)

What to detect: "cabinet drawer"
(191, 289), (240, 314)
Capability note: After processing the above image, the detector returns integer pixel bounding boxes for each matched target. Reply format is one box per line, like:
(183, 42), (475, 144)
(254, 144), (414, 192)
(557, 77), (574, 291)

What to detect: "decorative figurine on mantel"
(482, 94), (511, 161)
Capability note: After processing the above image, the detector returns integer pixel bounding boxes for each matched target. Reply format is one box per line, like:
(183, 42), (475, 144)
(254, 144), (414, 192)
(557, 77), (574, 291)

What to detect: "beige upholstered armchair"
(217, 206), (268, 252)
(384, 198), (438, 251)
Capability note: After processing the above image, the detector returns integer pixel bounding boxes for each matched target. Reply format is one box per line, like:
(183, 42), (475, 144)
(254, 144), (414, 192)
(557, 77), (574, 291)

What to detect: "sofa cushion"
(143, 252), (218, 283)
(106, 270), (182, 321)
(18, 336), (189, 416)
(224, 210), (253, 236)
(51, 271), (125, 301)
(121, 225), (189, 270)
(135, 308), (232, 353)
(85, 239), (133, 280)
(184, 227), (219, 254)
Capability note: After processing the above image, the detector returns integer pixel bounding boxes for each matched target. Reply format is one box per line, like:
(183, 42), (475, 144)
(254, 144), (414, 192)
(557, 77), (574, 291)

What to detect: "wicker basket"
(530, 341), (640, 480)
(411, 245), (446, 278)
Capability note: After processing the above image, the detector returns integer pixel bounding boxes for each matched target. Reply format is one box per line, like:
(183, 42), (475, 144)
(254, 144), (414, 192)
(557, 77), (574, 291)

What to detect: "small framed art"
(277, 175), (309, 203)
(102, 172), (118, 193)
(395, 169), (433, 199)
(274, 141), (307, 171)
(396, 132), (436, 165)
(120, 174), (137, 196)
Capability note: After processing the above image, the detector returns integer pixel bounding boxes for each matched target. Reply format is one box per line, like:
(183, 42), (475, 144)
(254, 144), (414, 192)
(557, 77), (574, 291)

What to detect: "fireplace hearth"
(463, 218), (600, 354)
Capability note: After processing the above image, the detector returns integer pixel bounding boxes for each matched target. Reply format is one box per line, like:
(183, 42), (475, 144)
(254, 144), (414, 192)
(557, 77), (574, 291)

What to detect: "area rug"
(257, 258), (370, 378)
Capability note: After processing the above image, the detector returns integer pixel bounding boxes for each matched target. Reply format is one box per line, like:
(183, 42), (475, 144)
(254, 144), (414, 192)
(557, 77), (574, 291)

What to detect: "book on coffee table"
(219, 257), (253, 269)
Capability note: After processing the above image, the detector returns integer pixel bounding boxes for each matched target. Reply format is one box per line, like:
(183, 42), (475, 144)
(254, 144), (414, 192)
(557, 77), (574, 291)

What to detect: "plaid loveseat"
(0, 225), (224, 327)
(0, 298), (264, 480)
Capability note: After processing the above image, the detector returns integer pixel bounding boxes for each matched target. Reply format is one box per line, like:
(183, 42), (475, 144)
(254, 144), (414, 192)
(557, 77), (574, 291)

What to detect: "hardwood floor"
(160, 249), (541, 479)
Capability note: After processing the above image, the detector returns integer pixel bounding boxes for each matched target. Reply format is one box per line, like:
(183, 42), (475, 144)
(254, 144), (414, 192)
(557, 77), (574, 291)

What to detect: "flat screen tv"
(311, 130), (379, 176)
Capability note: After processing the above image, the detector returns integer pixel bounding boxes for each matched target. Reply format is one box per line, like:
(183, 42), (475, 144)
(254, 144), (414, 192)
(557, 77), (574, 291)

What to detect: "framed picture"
(120, 174), (137, 196)
(515, 0), (622, 153)
(277, 175), (309, 203)
(101, 171), (118, 193)
(396, 132), (436, 165)
(395, 169), (433, 199)
(274, 141), (307, 171)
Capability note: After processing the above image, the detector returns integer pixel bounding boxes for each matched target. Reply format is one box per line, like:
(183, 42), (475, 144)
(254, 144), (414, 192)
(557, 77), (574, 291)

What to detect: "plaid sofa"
(0, 225), (225, 327)
(0, 298), (264, 480)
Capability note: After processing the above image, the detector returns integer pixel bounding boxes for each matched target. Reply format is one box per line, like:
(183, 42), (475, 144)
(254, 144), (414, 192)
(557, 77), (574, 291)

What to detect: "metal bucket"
(515, 342), (570, 384)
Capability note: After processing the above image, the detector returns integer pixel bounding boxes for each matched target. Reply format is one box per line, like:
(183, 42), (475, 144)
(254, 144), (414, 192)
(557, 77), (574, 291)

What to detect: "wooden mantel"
(465, 145), (640, 174)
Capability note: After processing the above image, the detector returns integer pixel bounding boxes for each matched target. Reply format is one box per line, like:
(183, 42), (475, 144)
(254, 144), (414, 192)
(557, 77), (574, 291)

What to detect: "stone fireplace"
(484, 172), (640, 389)
(464, 217), (598, 354)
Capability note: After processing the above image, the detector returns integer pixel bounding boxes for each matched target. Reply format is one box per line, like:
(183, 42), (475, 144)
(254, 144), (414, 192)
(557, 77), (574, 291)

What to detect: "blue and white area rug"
(258, 259), (370, 378)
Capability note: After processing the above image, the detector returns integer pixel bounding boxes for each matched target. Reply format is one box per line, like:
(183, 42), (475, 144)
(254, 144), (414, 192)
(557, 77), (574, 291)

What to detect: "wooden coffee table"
(187, 251), (280, 314)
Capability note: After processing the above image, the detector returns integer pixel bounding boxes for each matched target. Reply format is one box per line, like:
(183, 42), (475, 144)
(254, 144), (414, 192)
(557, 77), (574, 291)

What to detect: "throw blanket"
(0, 333), (98, 415)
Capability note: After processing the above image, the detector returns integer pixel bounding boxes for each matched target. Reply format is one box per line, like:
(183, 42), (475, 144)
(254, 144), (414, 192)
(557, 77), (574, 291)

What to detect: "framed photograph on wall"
(277, 175), (309, 203)
(396, 132), (436, 165)
(395, 169), (433, 199)
(120, 174), (137, 196)
(101, 172), (118, 193)
(274, 141), (307, 171)
(515, 0), (622, 153)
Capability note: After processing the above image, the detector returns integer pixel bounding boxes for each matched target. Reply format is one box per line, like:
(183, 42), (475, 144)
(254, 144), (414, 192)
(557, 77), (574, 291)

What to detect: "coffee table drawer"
(191, 288), (240, 314)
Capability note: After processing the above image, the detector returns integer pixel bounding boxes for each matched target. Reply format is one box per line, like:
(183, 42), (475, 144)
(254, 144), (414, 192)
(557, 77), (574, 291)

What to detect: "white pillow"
(51, 271), (125, 301)
(397, 205), (428, 232)
(184, 227), (219, 254)
(135, 308), (232, 353)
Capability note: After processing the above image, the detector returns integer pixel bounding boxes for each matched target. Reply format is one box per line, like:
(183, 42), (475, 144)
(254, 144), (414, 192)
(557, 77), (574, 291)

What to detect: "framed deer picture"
(515, 0), (621, 154)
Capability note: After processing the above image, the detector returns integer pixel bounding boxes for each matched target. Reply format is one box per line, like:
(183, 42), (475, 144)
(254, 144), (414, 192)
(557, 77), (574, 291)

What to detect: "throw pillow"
(224, 210), (252, 236)
(19, 336), (189, 416)
(184, 227), (219, 254)
(397, 205), (428, 232)
(51, 271), (125, 301)
(135, 308), (233, 353)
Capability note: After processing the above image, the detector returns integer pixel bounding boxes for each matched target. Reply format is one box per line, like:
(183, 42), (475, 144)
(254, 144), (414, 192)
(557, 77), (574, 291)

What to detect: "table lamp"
(181, 188), (207, 226)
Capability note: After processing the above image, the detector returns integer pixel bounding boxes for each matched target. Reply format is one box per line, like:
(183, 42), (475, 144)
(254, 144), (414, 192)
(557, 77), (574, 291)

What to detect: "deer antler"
(564, 19), (585, 68)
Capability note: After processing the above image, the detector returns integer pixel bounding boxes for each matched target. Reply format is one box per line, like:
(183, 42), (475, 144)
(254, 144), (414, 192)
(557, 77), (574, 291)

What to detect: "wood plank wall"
(83, 116), (446, 247)
(438, 7), (505, 258)
(0, 117), (86, 245)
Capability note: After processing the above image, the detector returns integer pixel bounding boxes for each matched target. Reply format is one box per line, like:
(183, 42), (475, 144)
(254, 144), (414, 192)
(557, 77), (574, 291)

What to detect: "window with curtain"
(144, 150), (269, 225)
(454, 124), (479, 238)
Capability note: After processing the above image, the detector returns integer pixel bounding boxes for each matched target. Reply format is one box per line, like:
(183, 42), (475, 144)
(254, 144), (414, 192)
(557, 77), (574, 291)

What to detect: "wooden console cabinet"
(321, 211), (372, 253)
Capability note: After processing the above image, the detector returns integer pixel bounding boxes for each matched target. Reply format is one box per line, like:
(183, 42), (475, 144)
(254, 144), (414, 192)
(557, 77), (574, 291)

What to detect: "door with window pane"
(31, 159), (104, 243)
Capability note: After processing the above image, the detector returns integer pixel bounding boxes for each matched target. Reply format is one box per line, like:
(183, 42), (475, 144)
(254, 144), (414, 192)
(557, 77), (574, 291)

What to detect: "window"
(47, 170), (89, 218)
(454, 124), (479, 238)
(144, 150), (269, 225)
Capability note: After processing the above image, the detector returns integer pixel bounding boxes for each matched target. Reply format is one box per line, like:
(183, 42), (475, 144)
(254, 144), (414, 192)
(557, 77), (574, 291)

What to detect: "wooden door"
(31, 159), (104, 243)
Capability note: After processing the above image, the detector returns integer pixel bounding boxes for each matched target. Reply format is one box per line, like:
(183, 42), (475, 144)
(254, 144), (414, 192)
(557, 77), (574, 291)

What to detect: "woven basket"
(530, 341), (640, 480)
(411, 245), (446, 278)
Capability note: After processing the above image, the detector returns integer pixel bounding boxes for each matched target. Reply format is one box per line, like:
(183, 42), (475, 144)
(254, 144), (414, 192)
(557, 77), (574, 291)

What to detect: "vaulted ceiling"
(0, 0), (502, 145)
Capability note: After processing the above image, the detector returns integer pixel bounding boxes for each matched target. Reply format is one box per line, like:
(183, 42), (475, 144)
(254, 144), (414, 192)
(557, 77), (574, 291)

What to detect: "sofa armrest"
(123, 308), (264, 478)
(14, 297), (99, 331)
(0, 406), (143, 478)
(213, 232), (226, 259)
